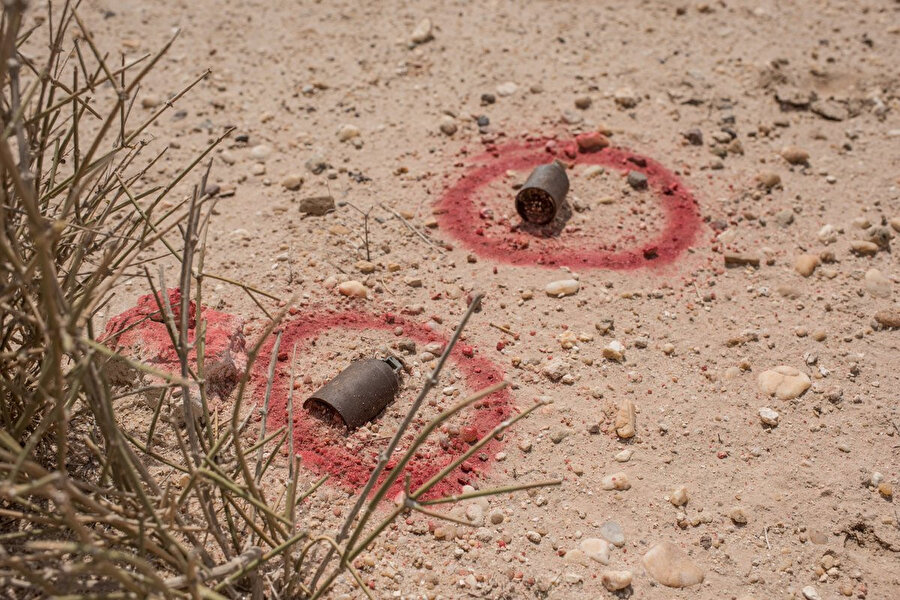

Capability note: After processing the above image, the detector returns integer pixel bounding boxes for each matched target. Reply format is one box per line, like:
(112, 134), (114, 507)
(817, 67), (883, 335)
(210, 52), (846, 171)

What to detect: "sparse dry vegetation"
(0, 3), (554, 597)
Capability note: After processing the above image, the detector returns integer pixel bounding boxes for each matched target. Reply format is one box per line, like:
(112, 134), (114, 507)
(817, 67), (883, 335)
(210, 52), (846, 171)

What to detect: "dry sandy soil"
(82, 0), (900, 598)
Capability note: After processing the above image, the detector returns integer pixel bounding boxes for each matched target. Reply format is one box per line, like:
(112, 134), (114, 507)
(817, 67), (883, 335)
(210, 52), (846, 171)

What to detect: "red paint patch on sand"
(437, 139), (702, 269)
(102, 289), (246, 396)
(253, 310), (512, 498)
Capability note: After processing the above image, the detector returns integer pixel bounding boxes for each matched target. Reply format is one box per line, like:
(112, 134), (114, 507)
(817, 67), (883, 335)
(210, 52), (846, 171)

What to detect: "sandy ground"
(80, 0), (900, 598)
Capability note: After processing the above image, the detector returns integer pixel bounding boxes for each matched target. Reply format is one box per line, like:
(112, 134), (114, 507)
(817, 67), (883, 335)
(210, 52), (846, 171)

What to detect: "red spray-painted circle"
(253, 310), (512, 498)
(436, 140), (702, 269)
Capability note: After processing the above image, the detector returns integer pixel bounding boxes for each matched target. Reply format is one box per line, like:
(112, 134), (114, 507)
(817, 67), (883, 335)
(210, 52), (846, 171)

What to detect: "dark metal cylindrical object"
(515, 161), (569, 225)
(304, 358), (402, 430)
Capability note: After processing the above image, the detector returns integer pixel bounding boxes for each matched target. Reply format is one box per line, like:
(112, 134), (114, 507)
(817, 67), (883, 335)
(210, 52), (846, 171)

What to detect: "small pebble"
(759, 407), (779, 426)
(600, 570), (632, 591)
(545, 279), (580, 297)
(338, 281), (367, 298)
(600, 472), (630, 491)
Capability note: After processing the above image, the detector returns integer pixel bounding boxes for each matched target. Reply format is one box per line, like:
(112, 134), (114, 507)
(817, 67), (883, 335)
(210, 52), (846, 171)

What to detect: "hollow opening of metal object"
(515, 162), (569, 225)
(304, 357), (403, 431)
(515, 188), (557, 225)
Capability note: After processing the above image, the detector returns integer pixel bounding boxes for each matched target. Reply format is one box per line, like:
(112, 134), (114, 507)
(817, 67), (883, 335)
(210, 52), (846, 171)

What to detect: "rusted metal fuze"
(515, 161), (569, 225)
(304, 357), (403, 430)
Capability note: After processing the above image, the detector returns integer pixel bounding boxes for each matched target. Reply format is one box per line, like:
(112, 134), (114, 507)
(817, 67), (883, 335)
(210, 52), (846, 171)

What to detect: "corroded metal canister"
(304, 357), (403, 429)
(515, 161), (569, 225)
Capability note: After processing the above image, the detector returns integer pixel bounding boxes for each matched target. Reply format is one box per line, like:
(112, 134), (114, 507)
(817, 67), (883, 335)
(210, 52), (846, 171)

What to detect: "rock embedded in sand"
(337, 124), (360, 142)
(280, 174), (303, 190)
(496, 81), (517, 96)
(730, 507), (749, 525)
(576, 131), (609, 153)
(864, 268), (891, 298)
(579, 537), (610, 564)
(781, 146), (809, 164)
(802, 586), (821, 600)
(641, 541), (704, 588)
(614, 399), (636, 439)
(600, 472), (630, 491)
(757, 366), (811, 400)
(545, 279), (579, 297)
(600, 570), (632, 591)
(756, 171), (781, 189)
(603, 340), (625, 362)
(626, 170), (648, 190)
(850, 240), (879, 256)
(410, 18), (433, 44)
(874, 309), (900, 328)
(599, 521), (626, 547)
(794, 254), (819, 277)
(759, 407), (779, 426)
(249, 144), (271, 160)
(614, 87), (638, 108)
(439, 115), (457, 136)
(670, 485), (689, 507)
(724, 253), (760, 268)
(299, 195), (335, 216)
(338, 280), (367, 298)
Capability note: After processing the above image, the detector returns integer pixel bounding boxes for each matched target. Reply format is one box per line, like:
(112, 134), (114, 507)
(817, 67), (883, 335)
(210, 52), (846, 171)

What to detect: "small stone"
(729, 507), (749, 525)
(603, 340), (625, 362)
(525, 530), (541, 544)
(250, 163), (266, 176)
(542, 358), (568, 382)
(818, 224), (838, 244)
(299, 195), (335, 216)
(579, 538), (610, 564)
(280, 174), (304, 190)
(575, 131), (609, 153)
(781, 146), (809, 165)
(489, 509), (504, 525)
(794, 254), (819, 277)
(724, 253), (760, 268)
(627, 170), (648, 190)
(614, 87), (639, 108)
(670, 486), (688, 507)
(496, 81), (517, 97)
(775, 209), (794, 226)
(874, 309), (900, 328)
(439, 116), (457, 136)
(338, 281), (367, 299)
(574, 95), (592, 109)
(850, 240), (879, 256)
(600, 570), (632, 591)
(802, 585), (821, 600)
(756, 171), (781, 189)
(599, 521), (626, 547)
(250, 144), (271, 160)
(600, 472), (630, 491)
(141, 95), (160, 109)
(684, 128), (703, 145)
(355, 260), (376, 274)
(545, 279), (580, 297)
(337, 124), (360, 142)
(305, 155), (328, 174)
(759, 407), (779, 427)
(891, 217), (900, 233)
(757, 366), (811, 400)
(613, 449), (632, 463)
(864, 268), (891, 298)
(641, 541), (705, 588)
(410, 18), (433, 44)
(614, 399), (636, 438)
(878, 482), (894, 499)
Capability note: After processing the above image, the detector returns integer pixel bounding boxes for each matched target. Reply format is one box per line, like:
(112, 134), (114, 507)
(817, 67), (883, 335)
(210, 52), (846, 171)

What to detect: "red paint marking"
(102, 289), (244, 376)
(253, 310), (512, 498)
(437, 139), (702, 269)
